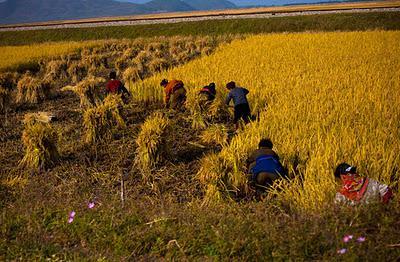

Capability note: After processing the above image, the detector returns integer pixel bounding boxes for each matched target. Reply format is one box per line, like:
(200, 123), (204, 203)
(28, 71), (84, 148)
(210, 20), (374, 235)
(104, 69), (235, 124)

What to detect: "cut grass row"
(0, 11), (399, 46)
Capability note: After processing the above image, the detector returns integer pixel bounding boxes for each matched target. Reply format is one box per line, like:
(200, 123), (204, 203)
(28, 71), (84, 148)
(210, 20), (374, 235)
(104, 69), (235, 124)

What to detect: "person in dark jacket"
(246, 138), (286, 189)
(199, 82), (216, 110)
(225, 81), (251, 130)
(199, 82), (216, 101)
(106, 71), (131, 99)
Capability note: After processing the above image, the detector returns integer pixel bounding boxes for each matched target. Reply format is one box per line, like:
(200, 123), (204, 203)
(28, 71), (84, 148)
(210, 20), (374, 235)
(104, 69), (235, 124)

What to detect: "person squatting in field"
(160, 79), (187, 110)
(225, 81), (251, 130)
(246, 138), (287, 191)
(199, 83), (217, 103)
(106, 71), (131, 100)
(334, 163), (393, 205)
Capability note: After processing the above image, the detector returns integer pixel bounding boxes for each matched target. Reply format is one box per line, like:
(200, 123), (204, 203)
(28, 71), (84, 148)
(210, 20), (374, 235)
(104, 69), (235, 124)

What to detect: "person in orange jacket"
(334, 163), (393, 205)
(160, 79), (186, 110)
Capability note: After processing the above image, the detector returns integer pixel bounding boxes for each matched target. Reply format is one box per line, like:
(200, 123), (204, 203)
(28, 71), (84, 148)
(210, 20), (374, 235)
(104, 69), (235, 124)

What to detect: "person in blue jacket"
(225, 81), (251, 130)
(246, 138), (286, 189)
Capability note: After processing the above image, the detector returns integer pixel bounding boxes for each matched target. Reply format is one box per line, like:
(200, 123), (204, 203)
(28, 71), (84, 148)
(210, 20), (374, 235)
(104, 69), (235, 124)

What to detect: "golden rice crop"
(135, 112), (170, 179)
(19, 113), (59, 171)
(82, 94), (126, 144)
(0, 41), (100, 72)
(131, 31), (400, 211)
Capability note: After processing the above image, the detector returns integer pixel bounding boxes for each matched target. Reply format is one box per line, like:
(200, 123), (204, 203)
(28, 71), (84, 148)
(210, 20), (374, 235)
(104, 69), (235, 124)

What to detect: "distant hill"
(0, 0), (237, 25)
(0, 0), (148, 24)
(143, 0), (194, 12)
(182, 0), (236, 10)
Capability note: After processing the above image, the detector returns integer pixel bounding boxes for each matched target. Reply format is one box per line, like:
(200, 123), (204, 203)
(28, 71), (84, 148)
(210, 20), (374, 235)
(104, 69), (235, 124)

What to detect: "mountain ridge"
(0, 0), (236, 25)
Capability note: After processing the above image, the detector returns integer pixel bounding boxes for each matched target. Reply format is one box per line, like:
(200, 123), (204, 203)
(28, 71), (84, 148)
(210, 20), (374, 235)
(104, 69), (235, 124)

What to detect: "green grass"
(2, 195), (400, 260)
(0, 11), (399, 46)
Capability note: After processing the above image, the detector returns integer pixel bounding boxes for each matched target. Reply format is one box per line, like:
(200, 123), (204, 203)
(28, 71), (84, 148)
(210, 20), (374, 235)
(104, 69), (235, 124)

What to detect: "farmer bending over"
(106, 71), (131, 100)
(199, 82), (217, 110)
(246, 138), (286, 190)
(225, 81), (251, 130)
(334, 163), (393, 205)
(160, 79), (186, 110)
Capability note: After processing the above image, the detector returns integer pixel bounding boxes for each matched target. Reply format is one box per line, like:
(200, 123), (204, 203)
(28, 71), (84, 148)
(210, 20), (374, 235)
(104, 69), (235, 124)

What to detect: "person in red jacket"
(106, 71), (131, 99)
(334, 163), (393, 205)
(160, 79), (186, 109)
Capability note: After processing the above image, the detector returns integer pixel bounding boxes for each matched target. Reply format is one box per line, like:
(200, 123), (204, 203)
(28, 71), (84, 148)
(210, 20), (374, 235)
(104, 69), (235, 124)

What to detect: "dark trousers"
(233, 103), (251, 124)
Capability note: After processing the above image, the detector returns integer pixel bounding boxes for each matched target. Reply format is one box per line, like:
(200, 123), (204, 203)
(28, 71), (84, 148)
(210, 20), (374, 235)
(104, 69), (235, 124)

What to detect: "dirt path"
(0, 7), (399, 32)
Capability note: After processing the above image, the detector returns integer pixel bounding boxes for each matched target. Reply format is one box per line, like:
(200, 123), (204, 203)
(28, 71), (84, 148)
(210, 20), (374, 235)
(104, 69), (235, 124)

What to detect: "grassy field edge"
(0, 11), (399, 46)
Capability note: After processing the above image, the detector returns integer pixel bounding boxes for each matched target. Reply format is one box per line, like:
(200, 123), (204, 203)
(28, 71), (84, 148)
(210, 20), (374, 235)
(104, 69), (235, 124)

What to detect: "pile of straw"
(62, 76), (105, 109)
(83, 94), (126, 144)
(19, 113), (59, 171)
(16, 74), (49, 104)
(134, 112), (169, 179)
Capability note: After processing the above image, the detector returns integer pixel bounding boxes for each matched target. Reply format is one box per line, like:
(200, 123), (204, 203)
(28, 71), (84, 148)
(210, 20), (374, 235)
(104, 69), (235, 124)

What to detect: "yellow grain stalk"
(135, 112), (169, 179)
(200, 124), (229, 147)
(82, 94), (126, 144)
(62, 76), (105, 109)
(123, 67), (142, 88)
(67, 61), (87, 83)
(16, 74), (49, 104)
(19, 113), (59, 171)
(44, 59), (68, 82)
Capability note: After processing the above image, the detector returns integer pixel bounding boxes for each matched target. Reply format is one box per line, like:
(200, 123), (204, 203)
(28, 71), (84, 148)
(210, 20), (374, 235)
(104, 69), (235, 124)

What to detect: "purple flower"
(343, 235), (353, 243)
(68, 211), (76, 223)
(69, 211), (76, 218)
(357, 236), (366, 243)
(337, 248), (347, 255)
(88, 202), (95, 209)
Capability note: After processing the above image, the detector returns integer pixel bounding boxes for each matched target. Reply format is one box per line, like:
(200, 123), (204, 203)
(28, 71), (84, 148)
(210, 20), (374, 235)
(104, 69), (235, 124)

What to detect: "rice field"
(130, 30), (400, 211)
(1, 28), (400, 259)
(0, 41), (100, 71)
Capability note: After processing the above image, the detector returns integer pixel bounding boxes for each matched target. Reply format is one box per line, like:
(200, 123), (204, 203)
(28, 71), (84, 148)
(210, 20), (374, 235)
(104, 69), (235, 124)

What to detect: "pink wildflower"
(88, 202), (95, 209)
(357, 236), (366, 243)
(343, 235), (353, 243)
(337, 248), (347, 255)
(69, 211), (76, 218)
(68, 211), (76, 223)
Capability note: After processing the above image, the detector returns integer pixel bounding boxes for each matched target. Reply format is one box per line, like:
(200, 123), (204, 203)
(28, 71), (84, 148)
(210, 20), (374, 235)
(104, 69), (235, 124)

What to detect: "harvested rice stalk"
(82, 54), (108, 75)
(67, 61), (87, 83)
(0, 72), (18, 90)
(185, 90), (207, 130)
(148, 58), (169, 73)
(123, 67), (142, 86)
(16, 74), (50, 104)
(0, 86), (11, 113)
(135, 112), (169, 179)
(206, 95), (231, 122)
(19, 113), (59, 171)
(200, 124), (229, 147)
(83, 94), (126, 144)
(62, 76), (105, 109)
(44, 59), (68, 82)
